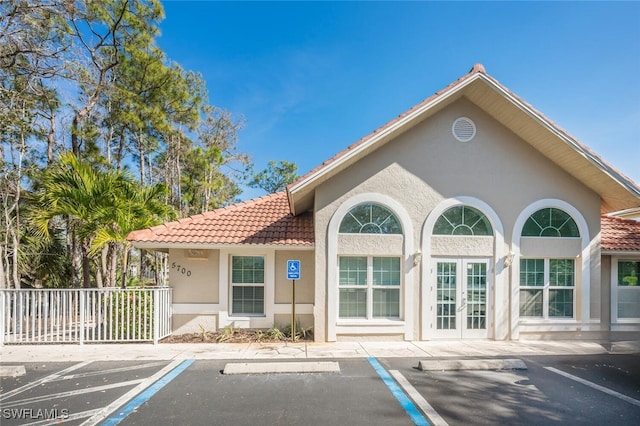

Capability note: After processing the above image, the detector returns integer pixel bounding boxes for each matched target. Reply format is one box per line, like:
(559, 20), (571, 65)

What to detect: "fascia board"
(288, 73), (484, 198)
(131, 241), (314, 251)
(481, 75), (640, 199)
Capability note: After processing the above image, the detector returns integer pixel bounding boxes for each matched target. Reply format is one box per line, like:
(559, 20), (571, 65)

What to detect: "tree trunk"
(121, 245), (130, 289)
(116, 130), (126, 170)
(82, 239), (91, 288)
(11, 229), (20, 288)
(69, 226), (82, 288)
(138, 132), (145, 184)
(101, 245), (109, 287)
(47, 108), (56, 165)
(71, 114), (81, 156)
(94, 257), (103, 288)
(109, 243), (118, 287)
(0, 244), (6, 289)
(139, 249), (147, 285)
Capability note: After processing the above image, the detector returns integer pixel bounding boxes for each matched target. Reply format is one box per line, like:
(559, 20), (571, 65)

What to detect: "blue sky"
(158, 1), (640, 200)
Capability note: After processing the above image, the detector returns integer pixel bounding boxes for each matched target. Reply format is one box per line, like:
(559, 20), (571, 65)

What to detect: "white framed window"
(612, 259), (640, 322)
(338, 256), (401, 319)
(519, 258), (575, 319)
(230, 256), (265, 316)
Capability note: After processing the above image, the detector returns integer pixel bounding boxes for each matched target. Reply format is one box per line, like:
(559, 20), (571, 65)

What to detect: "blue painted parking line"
(367, 357), (430, 426)
(100, 359), (195, 426)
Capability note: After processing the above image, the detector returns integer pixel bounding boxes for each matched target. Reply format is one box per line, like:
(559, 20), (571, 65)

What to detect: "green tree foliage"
(0, 1), (248, 288)
(249, 160), (299, 194)
(31, 152), (174, 288)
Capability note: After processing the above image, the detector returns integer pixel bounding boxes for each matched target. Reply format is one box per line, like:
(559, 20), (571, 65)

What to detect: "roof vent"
(452, 117), (476, 142)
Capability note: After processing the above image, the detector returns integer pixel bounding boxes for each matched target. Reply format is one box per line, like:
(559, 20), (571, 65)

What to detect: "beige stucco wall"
(275, 250), (315, 304)
(431, 236), (494, 257)
(169, 249), (219, 304)
(313, 97), (602, 341)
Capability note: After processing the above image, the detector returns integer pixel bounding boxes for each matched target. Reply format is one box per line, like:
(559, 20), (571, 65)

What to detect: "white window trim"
(611, 256), (640, 324)
(327, 193), (414, 341)
(218, 249), (275, 329)
(338, 256), (402, 321)
(421, 196), (505, 340)
(230, 255), (266, 317)
(511, 199), (590, 339)
(519, 258), (576, 321)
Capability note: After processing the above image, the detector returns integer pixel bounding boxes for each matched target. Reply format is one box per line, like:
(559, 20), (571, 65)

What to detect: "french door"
(433, 258), (490, 338)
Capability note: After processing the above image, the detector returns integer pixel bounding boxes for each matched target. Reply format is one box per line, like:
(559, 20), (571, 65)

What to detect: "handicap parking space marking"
(1, 360), (181, 425)
(52, 361), (169, 381)
(390, 370), (449, 426)
(545, 366), (640, 407)
(1, 378), (146, 409)
(0, 361), (93, 402)
(84, 359), (195, 426)
(367, 357), (431, 426)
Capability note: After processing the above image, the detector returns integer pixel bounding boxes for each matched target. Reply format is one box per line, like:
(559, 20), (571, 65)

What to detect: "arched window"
(433, 205), (493, 236)
(521, 208), (579, 237)
(339, 203), (402, 234)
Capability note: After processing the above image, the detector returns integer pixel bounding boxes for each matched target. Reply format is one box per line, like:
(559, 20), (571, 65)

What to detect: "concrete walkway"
(1, 340), (638, 363)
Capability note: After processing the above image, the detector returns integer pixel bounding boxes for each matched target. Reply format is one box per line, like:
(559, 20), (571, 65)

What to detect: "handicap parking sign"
(287, 260), (301, 280)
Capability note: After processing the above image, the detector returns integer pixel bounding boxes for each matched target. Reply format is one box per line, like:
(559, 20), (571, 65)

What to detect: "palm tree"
(31, 152), (127, 287)
(91, 181), (174, 288)
(31, 151), (174, 288)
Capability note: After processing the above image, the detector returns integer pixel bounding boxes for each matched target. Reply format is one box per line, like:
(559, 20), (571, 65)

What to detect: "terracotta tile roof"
(127, 192), (314, 246)
(601, 215), (640, 252)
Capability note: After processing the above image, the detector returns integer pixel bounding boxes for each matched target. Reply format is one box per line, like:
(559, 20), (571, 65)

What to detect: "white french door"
(432, 258), (490, 338)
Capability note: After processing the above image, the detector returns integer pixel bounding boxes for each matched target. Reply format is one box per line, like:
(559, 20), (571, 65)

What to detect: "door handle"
(457, 297), (466, 312)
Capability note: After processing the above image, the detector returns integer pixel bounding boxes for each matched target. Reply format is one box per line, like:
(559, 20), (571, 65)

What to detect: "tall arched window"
(339, 203), (402, 234)
(338, 202), (402, 320)
(433, 205), (493, 236)
(519, 208), (578, 320)
(521, 208), (579, 237)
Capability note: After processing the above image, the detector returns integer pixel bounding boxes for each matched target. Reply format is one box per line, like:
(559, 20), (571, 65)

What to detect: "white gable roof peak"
(287, 65), (640, 215)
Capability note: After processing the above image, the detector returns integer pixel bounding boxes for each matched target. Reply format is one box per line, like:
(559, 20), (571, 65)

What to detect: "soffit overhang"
(288, 69), (640, 215)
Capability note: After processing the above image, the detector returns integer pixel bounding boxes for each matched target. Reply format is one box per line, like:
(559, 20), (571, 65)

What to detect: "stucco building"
(128, 65), (640, 342)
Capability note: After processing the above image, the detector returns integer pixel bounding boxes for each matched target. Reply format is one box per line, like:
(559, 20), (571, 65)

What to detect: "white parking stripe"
(20, 408), (103, 426)
(0, 361), (92, 402)
(545, 367), (640, 407)
(390, 370), (449, 426)
(2, 379), (145, 408)
(81, 359), (186, 426)
(54, 361), (168, 381)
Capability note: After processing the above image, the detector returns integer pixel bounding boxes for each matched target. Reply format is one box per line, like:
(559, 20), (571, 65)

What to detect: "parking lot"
(1, 353), (639, 425)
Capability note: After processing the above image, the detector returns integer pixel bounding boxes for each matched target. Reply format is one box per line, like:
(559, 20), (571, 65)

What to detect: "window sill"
(229, 315), (266, 319)
(337, 319), (404, 327)
(519, 318), (576, 323)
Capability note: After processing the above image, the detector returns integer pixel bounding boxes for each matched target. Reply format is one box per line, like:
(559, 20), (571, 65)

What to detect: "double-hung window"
(519, 258), (574, 319)
(339, 256), (401, 319)
(231, 256), (264, 316)
(615, 260), (640, 320)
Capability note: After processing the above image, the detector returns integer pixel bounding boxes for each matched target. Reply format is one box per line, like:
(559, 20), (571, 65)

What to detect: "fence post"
(153, 288), (159, 345)
(79, 290), (85, 345)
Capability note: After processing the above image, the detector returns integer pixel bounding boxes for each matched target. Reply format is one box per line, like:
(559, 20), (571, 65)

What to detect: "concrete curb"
(609, 340), (640, 354)
(223, 361), (340, 375)
(0, 365), (26, 377)
(419, 358), (527, 371)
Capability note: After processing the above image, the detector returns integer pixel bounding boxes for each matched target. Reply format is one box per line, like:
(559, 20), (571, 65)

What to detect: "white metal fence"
(0, 287), (172, 345)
